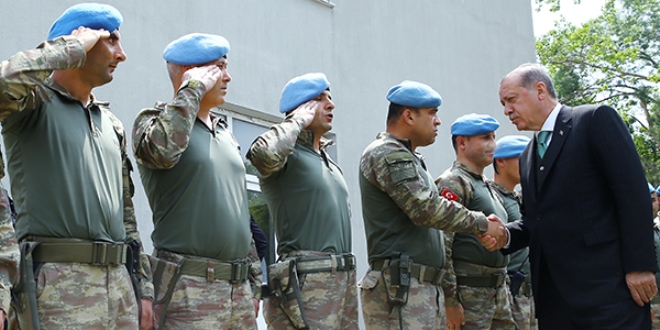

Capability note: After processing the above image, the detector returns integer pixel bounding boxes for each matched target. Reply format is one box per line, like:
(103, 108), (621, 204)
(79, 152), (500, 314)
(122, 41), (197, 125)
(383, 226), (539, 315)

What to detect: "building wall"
(0, 0), (535, 327)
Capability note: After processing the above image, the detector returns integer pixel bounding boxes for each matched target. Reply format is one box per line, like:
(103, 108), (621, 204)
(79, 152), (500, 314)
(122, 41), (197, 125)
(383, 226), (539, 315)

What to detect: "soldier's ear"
(402, 108), (415, 126)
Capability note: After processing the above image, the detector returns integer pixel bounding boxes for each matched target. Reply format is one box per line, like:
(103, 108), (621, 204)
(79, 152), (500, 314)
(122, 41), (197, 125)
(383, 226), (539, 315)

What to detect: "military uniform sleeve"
(246, 113), (307, 178)
(360, 142), (488, 233)
(435, 169), (473, 306)
(441, 231), (459, 306)
(247, 238), (263, 300)
(132, 79), (207, 169)
(112, 114), (154, 300)
(0, 186), (19, 314)
(0, 37), (86, 120)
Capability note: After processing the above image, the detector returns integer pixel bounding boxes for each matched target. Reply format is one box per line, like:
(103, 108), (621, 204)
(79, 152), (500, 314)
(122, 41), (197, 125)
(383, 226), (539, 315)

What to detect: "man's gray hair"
(505, 63), (557, 99)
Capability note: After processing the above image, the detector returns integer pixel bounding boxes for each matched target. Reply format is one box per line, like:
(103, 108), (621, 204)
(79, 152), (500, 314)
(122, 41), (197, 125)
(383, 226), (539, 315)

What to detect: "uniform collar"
(453, 160), (485, 181)
(297, 129), (333, 150)
(44, 78), (107, 109)
(377, 132), (425, 160)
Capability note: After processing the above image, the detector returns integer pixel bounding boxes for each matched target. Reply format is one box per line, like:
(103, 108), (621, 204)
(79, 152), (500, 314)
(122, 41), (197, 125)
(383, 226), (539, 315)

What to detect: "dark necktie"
(537, 131), (551, 158)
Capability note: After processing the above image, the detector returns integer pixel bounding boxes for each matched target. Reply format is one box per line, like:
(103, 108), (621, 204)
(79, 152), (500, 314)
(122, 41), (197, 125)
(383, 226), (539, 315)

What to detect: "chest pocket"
(385, 151), (416, 183)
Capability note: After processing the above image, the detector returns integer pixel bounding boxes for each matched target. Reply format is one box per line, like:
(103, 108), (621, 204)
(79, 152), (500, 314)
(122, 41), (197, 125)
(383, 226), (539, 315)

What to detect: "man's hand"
(69, 26), (110, 52)
(253, 298), (260, 318)
(446, 303), (465, 330)
(626, 271), (658, 306)
(482, 214), (507, 251)
(292, 100), (318, 129)
(476, 233), (498, 251)
(139, 299), (154, 330)
(182, 65), (223, 92)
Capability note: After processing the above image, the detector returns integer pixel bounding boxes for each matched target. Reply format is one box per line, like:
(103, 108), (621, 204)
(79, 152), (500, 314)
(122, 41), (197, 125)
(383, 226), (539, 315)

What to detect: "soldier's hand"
(139, 299), (154, 330)
(476, 233), (498, 251)
(0, 308), (5, 330)
(292, 100), (318, 129)
(484, 214), (508, 250)
(253, 298), (260, 317)
(69, 26), (110, 52)
(182, 65), (223, 93)
(626, 271), (658, 306)
(446, 303), (465, 330)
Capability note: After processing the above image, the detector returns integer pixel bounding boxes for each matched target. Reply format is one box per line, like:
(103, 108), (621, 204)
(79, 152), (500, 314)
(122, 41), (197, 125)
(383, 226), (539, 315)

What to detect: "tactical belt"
(29, 239), (127, 265)
(295, 253), (356, 274)
(457, 274), (506, 288)
(179, 258), (250, 283)
(371, 259), (445, 286)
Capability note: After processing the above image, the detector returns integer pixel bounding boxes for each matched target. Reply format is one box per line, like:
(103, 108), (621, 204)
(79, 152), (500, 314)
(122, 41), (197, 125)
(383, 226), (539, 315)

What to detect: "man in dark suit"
(495, 63), (658, 329)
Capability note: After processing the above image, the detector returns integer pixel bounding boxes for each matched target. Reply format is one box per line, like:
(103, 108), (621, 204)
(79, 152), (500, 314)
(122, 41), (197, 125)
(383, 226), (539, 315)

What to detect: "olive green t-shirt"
(139, 117), (251, 260)
(260, 138), (351, 256)
(2, 82), (125, 242)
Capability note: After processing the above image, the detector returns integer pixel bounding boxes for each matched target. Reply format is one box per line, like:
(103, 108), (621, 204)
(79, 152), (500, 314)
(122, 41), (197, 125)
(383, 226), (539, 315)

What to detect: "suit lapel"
(520, 141), (537, 205)
(538, 106), (573, 190)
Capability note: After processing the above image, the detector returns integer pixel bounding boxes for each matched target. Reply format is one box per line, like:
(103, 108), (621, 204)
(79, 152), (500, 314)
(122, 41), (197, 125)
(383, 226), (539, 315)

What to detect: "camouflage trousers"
(455, 262), (515, 330)
(651, 300), (660, 329)
(510, 284), (537, 330)
(34, 263), (138, 330)
(155, 251), (256, 330)
(360, 268), (445, 330)
(264, 251), (358, 330)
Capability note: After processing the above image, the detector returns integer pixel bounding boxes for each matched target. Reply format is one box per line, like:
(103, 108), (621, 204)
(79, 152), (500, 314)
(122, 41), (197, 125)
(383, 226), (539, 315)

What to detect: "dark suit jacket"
(505, 104), (658, 315)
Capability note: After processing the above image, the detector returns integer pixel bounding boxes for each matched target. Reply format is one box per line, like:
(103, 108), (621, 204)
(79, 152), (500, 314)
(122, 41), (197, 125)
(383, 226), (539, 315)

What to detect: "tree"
(535, 0), (660, 183)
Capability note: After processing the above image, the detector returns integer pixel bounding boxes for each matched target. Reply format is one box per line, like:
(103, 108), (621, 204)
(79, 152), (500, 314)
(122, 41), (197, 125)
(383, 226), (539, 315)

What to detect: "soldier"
(436, 113), (515, 330)
(248, 72), (357, 329)
(489, 135), (537, 330)
(359, 81), (508, 329)
(132, 33), (260, 329)
(0, 3), (153, 329)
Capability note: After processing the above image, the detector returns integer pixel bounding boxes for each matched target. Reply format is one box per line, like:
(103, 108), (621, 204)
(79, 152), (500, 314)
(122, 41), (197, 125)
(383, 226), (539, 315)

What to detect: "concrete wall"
(0, 0), (535, 327)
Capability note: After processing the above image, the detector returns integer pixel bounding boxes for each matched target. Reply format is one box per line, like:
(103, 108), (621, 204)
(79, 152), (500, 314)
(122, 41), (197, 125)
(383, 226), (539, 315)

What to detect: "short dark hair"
(451, 135), (471, 152)
(387, 103), (418, 126)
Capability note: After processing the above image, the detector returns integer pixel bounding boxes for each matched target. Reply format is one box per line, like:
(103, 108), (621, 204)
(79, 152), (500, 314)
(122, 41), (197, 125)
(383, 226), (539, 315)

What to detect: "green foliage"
(536, 0), (660, 183)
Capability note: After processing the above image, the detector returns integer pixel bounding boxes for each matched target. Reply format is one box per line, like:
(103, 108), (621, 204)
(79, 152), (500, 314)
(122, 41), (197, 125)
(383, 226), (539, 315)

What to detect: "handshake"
(478, 214), (508, 251)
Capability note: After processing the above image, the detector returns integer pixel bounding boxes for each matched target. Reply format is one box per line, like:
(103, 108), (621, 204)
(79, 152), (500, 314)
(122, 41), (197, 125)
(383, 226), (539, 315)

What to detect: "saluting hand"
(292, 100), (318, 129)
(182, 65), (223, 93)
(69, 26), (110, 52)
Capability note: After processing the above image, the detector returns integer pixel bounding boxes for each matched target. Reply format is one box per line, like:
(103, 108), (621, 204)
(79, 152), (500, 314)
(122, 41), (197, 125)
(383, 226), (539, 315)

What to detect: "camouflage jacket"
(0, 36), (153, 302)
(436, 161), (507, 306)
(132, 82), (262, 299)
(246, 111), (333, 177)
(360, 132), (489, 232)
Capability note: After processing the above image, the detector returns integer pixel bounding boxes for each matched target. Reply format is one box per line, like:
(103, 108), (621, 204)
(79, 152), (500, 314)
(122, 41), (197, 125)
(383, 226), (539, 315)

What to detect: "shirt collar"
(539, 102), (562, 133)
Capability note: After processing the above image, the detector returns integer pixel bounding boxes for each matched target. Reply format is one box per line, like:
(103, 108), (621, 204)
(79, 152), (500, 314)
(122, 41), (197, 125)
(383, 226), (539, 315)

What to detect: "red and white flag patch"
(441, 189), (458, 201)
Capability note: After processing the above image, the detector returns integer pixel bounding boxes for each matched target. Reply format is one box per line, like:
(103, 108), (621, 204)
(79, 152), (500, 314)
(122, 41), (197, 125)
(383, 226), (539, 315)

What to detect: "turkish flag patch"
(441, 189), (459, 201)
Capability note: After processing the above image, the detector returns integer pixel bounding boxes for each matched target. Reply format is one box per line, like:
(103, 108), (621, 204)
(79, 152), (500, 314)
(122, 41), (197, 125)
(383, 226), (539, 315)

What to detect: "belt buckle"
(91, 242), (110, 265)
(230, 260), (248, 283)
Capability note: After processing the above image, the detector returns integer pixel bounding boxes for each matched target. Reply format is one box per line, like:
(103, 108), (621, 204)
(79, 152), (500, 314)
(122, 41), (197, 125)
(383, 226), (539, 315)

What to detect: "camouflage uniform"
(247, 112), (357, 329)
(133, 78), (260, 329)
(359, 132), (490, 329)
(436, 161), (515, 330)
(0, 159), (18, 323)
(0, 36), (153, 328)
(489, 180), (537, 330)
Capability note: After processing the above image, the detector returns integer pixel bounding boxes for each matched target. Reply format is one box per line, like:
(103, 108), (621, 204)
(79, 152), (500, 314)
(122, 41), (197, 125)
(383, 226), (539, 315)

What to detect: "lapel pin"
(559, 130), (564, 136)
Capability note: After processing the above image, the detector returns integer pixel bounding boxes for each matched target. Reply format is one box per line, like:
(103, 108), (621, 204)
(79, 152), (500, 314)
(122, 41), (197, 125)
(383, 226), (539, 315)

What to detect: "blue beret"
(451, 113), (500, 136)
(386, 80), (442, 108)
(48, 3), (123, 40)
(163, 33), (230, 66)
(494, 135), (531, 159)
(650, 183), (656, 194)
(279, 73), (330, 113)
(656, 185), (660, 195)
